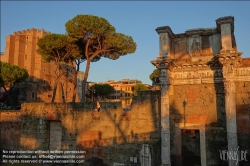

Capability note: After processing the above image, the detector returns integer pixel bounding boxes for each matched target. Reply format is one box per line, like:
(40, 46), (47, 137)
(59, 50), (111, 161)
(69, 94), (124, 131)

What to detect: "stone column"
(152, 27), (173, 166)
(216, 16), (242, 166)
(160, 63), (171, 166)
(221, 64), (238, 166)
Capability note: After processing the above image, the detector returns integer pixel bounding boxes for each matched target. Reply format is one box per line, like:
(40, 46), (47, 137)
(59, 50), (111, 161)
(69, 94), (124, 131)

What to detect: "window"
(125, 87), (130, 91)
(26, 36), (28, 40)
(25, 54), (27, 60)
(125, 100), (130, 105)
(31, 92), (35, 99)
(43, 69), (46, 72)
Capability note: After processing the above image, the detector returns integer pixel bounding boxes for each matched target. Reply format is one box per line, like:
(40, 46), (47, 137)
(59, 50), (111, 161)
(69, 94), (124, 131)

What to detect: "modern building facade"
(99, 78), (144, 108)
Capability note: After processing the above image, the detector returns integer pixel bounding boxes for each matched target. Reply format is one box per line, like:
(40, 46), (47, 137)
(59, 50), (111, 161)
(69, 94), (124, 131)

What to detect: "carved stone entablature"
(169, 68), (250, 85)
(172, 69), (223, 80)
(216, 16), (234, 32)
(185, 28), (218, 36)
(170, 61), (216, 72)
(156, 26), (175, 39)
(234, 67), (250, 76)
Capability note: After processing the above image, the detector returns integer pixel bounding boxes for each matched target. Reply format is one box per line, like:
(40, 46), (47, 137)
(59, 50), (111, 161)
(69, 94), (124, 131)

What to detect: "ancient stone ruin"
(1, 16), (250, 166)
(151, 16), (250, 166)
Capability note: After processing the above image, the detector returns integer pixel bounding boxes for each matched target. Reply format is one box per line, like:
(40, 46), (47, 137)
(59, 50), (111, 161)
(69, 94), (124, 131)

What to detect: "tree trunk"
(51, 64), (64, 103)
(82, 60), (91, 102)
(71, 61), (80, 103)
(51, 79), (59, 103)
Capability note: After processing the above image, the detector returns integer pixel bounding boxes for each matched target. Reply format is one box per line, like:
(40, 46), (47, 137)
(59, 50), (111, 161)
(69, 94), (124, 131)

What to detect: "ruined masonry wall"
(0, 90), (161, 166)
(235, 81), (250, 158)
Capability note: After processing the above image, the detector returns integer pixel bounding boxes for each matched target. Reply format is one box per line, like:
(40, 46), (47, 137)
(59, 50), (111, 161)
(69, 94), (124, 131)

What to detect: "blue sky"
(1, 1), (250, 84)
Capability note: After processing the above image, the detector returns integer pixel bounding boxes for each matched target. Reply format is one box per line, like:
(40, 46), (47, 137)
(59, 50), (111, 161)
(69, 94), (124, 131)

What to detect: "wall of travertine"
(0, 90), (162, 166)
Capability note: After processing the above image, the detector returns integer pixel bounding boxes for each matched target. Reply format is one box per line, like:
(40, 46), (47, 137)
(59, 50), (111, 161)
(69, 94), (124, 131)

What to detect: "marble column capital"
(151, 57), (174, 70)
(216, 50), (242, 67)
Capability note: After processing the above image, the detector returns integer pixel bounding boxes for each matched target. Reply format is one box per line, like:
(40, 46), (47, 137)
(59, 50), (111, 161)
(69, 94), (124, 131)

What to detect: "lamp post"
(91, 89), (96, 102)
(183, 100), (187, 128)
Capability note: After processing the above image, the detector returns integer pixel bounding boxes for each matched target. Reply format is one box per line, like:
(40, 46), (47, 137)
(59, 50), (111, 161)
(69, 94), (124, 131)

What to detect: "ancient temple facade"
(151, 16), (250, 166)
(1, 16), (250, 166)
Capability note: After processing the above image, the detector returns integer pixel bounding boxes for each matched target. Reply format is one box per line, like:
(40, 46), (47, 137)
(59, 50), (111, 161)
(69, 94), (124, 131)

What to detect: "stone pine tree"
(0, 61), (29, 108)
(132, 83), (148, 96)
(65, 15), (137, 102)
(90, 84), (115, 100)
(37, 34), (80, 103)
(150, 68), (160, 85)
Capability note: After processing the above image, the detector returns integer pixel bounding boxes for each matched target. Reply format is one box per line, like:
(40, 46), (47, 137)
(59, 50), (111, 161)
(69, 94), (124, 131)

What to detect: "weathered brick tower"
(1, 28), (78, 103)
